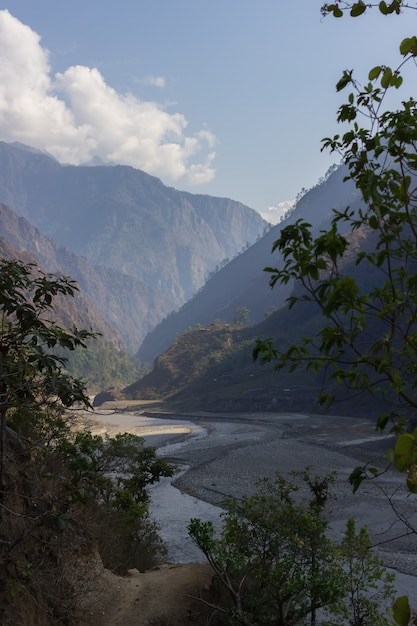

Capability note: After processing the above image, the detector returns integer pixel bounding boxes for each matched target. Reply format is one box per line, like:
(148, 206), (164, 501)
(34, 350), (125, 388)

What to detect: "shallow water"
(150, 422), (223, 563)
(150, 468), (223, 563)
(87, 409), (222, 561)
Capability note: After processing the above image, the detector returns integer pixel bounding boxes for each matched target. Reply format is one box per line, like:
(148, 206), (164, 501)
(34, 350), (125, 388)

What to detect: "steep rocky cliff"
(0, 203), (174, 352)
(0, 236), (139, 388)
(138, 164), (361, 363)
(0, 142), (267, 306)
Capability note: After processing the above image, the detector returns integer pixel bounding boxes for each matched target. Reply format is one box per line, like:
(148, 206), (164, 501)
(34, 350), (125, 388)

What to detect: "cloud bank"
(0, 10), (216, 184)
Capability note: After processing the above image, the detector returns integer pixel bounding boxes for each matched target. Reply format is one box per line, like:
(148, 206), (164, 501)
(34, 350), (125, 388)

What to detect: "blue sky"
(0, 1), (412, 220)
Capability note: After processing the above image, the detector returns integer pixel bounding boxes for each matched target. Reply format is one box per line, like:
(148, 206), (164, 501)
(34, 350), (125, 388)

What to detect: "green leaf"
(407, 477), (417, 493)
(368, 66), (382, 81)
(379, 0), (402, 14)
(391, 74), (403, 89)
(395, 434), (415, 455)
(325, 4), (343, 17)
(381, 67), (392, 89)
(336, 70), (352, 92)
(368, 214), (379, 229)
(393, 595), (411, 626)
(394, 433), (417, 471)
(400, 37), (415, 56)
(350, 1), (366, 16)
(349, 466), (366, 493)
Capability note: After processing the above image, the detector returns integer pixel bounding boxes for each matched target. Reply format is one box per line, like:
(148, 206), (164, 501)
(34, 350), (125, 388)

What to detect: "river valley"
(85, 405), (417, 603)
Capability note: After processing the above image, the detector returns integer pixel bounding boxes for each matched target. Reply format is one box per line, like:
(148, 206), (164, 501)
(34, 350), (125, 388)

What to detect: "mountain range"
(0, 233), (138, 390)
(0, 140), (375, 409)
(0, 141), (267, 354)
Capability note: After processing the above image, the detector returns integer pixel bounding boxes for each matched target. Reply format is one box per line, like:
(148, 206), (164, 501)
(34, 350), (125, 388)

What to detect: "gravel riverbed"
(86, 408), (417, 603)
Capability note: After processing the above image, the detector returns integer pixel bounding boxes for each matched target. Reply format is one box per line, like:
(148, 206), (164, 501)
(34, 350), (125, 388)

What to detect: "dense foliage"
(0, 259), (173, 625)
(63, 337), (139, 391)
(125, 321), (250, 400)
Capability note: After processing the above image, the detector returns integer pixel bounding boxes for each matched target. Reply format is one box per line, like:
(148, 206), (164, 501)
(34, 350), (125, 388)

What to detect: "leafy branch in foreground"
(0, 259), (96, 482)
(254, 6), (417, 622)
(255, 2), (417, 497)
(322, 1), (415, 19)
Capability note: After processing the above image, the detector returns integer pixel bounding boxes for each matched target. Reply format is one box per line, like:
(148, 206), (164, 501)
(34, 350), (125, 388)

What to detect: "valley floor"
(83, 405), (417, 621)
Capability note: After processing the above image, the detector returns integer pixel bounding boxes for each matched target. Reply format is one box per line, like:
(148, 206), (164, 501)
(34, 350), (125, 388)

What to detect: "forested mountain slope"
(0, 236), (137, 389)
(129, 225), (391, 419)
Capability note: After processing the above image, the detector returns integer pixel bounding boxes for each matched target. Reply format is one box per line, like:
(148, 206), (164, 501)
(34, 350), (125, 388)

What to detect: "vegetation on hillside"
(255, 0), (417, 490)
(252, 2), (417, 623)
(0, 258), (173, 625)
(128, 293), (396, 416)
(0, 236), (139, 391)
(60, 338), (138, 391)
(125, 321), (254, 400)
(4, 1), (417, 623)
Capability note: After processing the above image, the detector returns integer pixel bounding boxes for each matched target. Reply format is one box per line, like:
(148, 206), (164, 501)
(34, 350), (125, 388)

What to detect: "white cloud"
(149, 75), (166, 88)
(133, 75), (167, 88)
(260, 200), (295, 225)
(0, 10), (216, 184)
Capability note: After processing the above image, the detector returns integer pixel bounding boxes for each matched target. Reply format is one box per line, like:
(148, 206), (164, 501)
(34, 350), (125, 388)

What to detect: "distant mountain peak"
(81, 154), (111, 167)
(0, 140), (267, 352)
(8, 141), (58, 160)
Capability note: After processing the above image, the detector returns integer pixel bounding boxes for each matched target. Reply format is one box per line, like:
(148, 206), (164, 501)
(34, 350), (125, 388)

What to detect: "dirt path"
(80, 562), (213, 626)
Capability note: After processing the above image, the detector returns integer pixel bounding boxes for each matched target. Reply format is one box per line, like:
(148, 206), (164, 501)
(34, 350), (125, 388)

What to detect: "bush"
(189, 472), (397, 626)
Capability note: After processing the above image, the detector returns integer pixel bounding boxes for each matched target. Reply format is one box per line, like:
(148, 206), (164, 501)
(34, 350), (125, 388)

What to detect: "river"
(84, 408), (223, 563)
(84, 408), (417, 600)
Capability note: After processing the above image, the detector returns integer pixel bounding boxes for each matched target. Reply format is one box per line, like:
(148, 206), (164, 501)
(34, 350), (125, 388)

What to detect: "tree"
(0, 259), (94, 483)
(252, 4), (417, 622)
(233, 306), (251, 326)
(0, 258), (174, 622)
(188, 473), (343, 626)
(324, 519), (395, 626)
(56, 430), (174, 573)
(188, 472), (396, 626)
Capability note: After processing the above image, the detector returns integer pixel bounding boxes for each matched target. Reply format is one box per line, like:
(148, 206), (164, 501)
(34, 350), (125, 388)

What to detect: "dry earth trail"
(80, 561), (212, 626)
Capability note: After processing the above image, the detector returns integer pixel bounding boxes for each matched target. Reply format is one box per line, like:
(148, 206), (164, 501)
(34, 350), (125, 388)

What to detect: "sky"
(0, 2), (412, 221)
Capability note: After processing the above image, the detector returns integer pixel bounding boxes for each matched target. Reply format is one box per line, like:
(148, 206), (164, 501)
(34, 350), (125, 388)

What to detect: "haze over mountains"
(0, 201), (174, 352)
(0, 141), (267, 353)
(131, 166), (389, 416)
(138, 163), (361, 363)
(0, 139), (370, 406)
